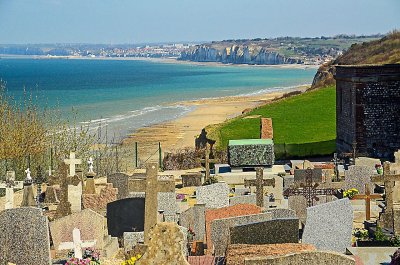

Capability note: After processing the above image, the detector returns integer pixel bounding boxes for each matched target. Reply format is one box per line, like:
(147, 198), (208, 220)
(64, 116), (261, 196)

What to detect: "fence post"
(135, 142), (138, 168)
(158, 142), (162, 170)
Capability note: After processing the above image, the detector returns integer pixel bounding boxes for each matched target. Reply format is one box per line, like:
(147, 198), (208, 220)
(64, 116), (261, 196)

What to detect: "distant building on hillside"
(335, 64), (400, 160)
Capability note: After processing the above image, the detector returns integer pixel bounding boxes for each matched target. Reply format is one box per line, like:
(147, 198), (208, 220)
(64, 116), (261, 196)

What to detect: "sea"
(0, 58), (316, 141)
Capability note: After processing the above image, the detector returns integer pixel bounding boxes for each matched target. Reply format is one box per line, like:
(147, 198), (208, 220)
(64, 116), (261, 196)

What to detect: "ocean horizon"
(0, 58), (316, 141)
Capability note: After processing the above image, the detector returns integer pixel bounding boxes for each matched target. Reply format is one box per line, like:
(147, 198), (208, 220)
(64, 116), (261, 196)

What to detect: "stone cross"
(0, 171), (23, 209)
(352, 183), (383, 220)
(88, 157), (94, 174)
(244, 167), (275, 207)
(55, 162), (73, 218)
(144, 163), (175, 243)
(58, 228), (96, 259)
(64, 152), (82, 176)
(371, 162), (400, 215)
(284, 168), (336, 207)
(200, 143), (217, 180)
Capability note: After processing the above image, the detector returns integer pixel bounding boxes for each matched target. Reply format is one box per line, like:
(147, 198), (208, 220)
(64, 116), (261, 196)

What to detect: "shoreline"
(122, 84), (310, 156)
(0, 54), (320, 69)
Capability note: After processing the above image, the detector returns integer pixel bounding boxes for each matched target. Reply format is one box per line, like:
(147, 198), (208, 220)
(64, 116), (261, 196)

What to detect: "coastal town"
(0, 1), (399, 265)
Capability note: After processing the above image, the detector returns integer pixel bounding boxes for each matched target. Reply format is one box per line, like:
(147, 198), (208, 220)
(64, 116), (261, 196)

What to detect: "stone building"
(335, 64), (400, 159)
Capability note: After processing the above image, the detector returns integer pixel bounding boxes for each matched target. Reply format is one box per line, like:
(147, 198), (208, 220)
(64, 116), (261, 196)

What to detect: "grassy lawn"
(212, 86), (336, 157)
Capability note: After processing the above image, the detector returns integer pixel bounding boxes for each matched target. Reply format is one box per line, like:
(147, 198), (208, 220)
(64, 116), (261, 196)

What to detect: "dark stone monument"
(335, 64), (400, 159)
(229, 218), (299, 245)
(107, 197), (145, 237)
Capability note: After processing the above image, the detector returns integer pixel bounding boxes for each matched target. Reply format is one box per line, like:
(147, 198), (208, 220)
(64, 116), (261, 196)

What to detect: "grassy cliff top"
(333, 31), (400, 65)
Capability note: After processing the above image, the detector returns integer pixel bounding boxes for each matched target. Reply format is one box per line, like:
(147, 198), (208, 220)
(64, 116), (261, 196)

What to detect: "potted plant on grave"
(343, 188), (359, 199)
(354, 227), (395, 247)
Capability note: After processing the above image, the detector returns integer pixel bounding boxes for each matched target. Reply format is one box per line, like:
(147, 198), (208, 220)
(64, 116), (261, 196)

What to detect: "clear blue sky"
(0, 0), (399, 44)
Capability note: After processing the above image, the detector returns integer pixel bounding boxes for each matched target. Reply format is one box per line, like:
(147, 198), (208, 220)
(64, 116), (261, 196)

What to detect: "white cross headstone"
(64, 152), (82, 177)
(25, 168), (32, 181)
(87, 157), (94, 174)
(58, 228), (96, 259)
(0, 171), (24, 209)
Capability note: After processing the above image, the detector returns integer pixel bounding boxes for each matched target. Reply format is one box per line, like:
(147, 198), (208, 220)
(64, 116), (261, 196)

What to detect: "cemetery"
(0, 64), (399, 265)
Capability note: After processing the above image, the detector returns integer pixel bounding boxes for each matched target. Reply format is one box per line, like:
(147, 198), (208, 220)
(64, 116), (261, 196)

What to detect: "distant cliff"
(179, 45), (302, 65)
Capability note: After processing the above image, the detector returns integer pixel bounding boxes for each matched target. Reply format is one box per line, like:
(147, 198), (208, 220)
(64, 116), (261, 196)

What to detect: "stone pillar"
(5, 187), (14, 209)
(84, 173), (96, 194)
(144, 163), (159, 243)
(21, 182), (36, 207)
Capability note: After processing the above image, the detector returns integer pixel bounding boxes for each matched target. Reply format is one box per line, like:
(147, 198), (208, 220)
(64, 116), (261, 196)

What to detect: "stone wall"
(335, 64), (400, 159)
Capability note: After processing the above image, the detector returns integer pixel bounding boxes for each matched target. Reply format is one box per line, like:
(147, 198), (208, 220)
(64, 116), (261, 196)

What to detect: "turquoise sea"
(0, 58), (315, 140)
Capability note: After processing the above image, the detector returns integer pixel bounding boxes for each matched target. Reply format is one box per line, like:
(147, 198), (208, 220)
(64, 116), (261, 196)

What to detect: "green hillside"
(209, 86), (336, 158)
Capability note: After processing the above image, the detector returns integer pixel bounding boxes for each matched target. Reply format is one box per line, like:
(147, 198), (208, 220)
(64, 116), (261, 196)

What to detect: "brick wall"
(335, 64), (400, 159)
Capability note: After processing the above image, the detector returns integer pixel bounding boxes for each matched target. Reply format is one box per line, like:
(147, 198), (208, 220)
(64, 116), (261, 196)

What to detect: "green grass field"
(210, 86), (337, 158)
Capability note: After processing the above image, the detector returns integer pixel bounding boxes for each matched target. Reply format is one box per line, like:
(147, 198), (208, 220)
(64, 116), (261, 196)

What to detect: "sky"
(0, 0), (399, 44)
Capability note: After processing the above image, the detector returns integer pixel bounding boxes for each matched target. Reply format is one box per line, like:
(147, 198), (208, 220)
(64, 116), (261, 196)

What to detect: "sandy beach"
(122, 84), (310, 159)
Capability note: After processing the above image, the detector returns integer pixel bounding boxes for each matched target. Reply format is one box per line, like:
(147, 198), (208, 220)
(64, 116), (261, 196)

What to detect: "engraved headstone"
(344, 165), (376, 194)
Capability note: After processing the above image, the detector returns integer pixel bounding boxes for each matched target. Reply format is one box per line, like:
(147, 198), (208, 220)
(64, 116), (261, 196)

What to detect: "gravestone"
(302, 198), (353, 253)
(181, 173), (203, 187)
(108, 172), (130, 199)
(211, 212), (273, 256)
(205, 204), (262, 255)
(58, 228), (96, 259)
(180, 204), (206, 241)
(244, 167), (275, 207)
(196, 182), (229, 209)
(84, 158), (96, 194)
(265, 208), (297, 219)
(288, 194), (336, 223)
(157, 192), (178, 221)
(229, 194), (269, 207)
(107, 197), (145, 237)
(294, 168), (323, 184)
(68, 181), (82, 212)
(82, 183), (118, 214)
(123, 232), (144, 253)
(0, 208), (51, 265)
(284, 168), (335, 207)
(229, 218), (299, 245)
(344, 165), (376, 194)
(200, 143), (218, 181)
(136, 222), (189, 265)
(50, 209), (106, 255)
